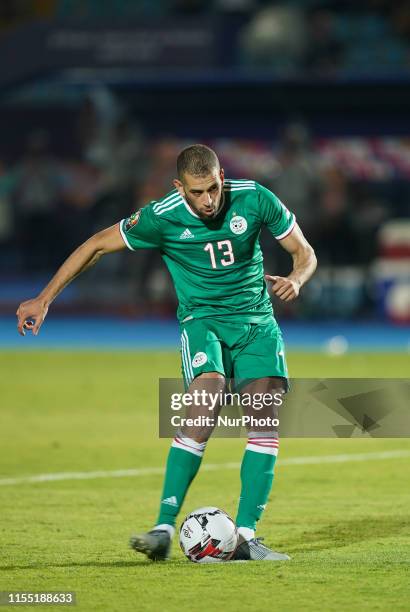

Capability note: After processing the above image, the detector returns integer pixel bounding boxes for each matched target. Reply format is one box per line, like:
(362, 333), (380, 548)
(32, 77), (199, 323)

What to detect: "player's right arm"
(16, 223), (126, 336)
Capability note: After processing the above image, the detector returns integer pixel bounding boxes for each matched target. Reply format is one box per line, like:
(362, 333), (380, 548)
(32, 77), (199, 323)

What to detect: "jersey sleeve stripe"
(225, 179), (255, 184)
(119, 219), (136, 251)
(275, 215), (296, 240)
(224, 186), (256, 191)
(153, 192), (180, 212)
(153, 193), (178, 208)
(155, 200), (182, 215)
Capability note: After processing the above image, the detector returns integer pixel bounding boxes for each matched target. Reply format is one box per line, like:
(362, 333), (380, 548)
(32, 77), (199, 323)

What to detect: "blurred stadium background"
(0, 0), (409, 351)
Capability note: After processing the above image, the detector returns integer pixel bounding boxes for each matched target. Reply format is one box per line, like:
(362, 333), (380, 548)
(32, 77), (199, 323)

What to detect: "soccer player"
(16, 144), (316, 562)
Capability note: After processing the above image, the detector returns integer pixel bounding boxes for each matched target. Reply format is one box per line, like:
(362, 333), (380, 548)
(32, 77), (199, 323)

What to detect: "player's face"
(174, 168), (225, 220)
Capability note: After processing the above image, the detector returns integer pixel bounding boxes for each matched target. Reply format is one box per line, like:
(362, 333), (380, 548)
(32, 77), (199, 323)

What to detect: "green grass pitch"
(0, 351), (409, 611)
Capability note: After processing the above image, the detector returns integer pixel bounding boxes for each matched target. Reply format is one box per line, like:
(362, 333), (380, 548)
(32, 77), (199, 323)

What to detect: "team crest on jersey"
(192, 352), (208, 368)
(230, 215), (247, 235)
(125, 211), (141, 230)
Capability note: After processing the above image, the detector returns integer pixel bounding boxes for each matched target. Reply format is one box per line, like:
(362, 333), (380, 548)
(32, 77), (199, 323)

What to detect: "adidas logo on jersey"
(179, 228), (194, 240)
(161, 496), (178, 506)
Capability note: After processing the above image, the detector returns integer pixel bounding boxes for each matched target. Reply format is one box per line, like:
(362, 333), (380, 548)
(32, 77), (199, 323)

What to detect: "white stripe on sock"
(172, 435), (206, 457)
(247, 432), (279, 454)
(245, 443), (279, 456)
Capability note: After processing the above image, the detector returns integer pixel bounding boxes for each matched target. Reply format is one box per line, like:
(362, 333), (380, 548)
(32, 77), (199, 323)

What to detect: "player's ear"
(220, 168), (225, 183)
(173, 178), (184, 196)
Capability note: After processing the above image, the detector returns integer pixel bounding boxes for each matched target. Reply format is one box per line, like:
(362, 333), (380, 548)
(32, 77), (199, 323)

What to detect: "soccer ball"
(179, 506), (238, 563)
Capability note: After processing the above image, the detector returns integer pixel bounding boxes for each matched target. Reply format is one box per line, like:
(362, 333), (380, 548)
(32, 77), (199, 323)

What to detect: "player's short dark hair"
(177, 144), (220, 180)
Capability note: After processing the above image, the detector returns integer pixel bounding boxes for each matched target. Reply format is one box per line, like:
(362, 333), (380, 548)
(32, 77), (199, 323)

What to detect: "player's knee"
(193, 432), (212, 444)
(181, 426), (213, 444)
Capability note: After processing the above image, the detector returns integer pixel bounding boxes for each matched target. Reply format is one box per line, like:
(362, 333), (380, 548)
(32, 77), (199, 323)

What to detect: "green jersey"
(120, 179), (295, 324)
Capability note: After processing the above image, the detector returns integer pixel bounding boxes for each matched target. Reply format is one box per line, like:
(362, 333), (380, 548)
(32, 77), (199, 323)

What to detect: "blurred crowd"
(1, 0), (410, 77)
(0, 87), (408, 321)
(237, 0), (410, 76)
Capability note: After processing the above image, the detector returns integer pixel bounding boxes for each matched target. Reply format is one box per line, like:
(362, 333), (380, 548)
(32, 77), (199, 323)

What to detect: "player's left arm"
(265, 223), (317, 302)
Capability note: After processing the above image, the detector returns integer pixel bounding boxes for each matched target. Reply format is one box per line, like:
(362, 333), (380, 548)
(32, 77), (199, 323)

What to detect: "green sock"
(156, 437), (205, 528)
(236, 437), (279, 531)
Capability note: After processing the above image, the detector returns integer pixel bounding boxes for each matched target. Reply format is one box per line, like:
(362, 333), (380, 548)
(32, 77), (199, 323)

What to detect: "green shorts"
(179, 317), (288, 388)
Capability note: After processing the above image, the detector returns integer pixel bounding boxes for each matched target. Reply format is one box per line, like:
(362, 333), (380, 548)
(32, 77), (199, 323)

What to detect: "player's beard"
(186, 190), (225, 221)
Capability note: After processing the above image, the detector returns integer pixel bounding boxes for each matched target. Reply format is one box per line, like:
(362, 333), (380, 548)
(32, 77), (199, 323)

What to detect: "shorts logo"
(192, 352), (208, 368)
(230, 215), (247, 235)
(125, 211), (141, 230)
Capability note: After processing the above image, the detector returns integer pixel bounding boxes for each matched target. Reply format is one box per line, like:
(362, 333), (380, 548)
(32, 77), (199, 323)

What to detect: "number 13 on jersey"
(204, 240), (235, 269)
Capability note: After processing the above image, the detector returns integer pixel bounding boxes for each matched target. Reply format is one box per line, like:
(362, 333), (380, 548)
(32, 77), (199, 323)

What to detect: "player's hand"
(16, 298), (49, 336)
(265, 275), (300, 302)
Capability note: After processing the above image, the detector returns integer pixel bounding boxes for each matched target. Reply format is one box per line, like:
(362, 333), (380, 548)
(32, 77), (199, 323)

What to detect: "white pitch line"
(0, 450), (409, 487)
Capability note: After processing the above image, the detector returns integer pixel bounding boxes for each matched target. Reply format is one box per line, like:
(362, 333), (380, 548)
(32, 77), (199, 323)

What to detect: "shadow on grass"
(282, 514), (410, 552)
